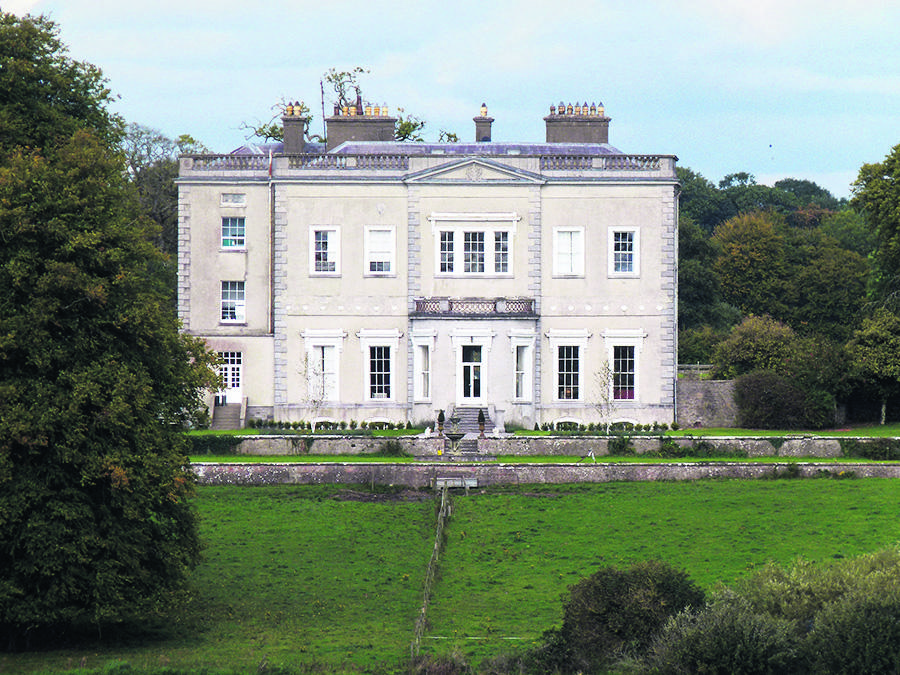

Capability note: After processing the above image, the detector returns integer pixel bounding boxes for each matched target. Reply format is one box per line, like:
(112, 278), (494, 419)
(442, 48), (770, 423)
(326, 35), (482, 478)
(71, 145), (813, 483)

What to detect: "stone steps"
(211, 403), (242, 430)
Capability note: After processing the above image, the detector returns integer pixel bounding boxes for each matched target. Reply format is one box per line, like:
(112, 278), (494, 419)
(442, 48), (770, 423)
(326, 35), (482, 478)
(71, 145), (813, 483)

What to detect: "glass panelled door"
(218, 351), (243, 404)
(460, 345), (483, 404)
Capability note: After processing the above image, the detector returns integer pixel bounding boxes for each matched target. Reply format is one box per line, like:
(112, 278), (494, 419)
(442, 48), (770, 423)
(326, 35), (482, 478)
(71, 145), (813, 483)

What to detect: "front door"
(219, 351), (243, 405)
(459, 345), (483, 405)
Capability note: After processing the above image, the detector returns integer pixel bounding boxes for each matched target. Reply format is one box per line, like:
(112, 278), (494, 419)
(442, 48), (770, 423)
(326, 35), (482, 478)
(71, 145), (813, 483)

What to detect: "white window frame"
(547, 329), (591, 403)
(364, 226), (396, 276)
(301, 329), (347, 402)
(309, 226), (341, 276)
(411, 330), (436, 403)
(602, 329), (646, 403)
(608, 227), (640, 278)
(429, 212), (519, 278)
(221, 216), (246, 249)
(358, 329), (402, 402)
(509, 330), (536, 403)
(220, 281), (245, 323)
(450, 328), (495, 406)
(553, 227), (585, 277)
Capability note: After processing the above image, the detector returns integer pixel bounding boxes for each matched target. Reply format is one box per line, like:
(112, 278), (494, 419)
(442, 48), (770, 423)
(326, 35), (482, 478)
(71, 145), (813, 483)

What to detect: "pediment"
(405, 158), (544, 184)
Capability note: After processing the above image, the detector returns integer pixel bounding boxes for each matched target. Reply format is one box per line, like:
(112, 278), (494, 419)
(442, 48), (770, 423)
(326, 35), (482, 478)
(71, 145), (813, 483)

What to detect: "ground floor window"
(558, 345), (580, 400)
(369, 346), (391, 399)
(613, 345), (635, 400)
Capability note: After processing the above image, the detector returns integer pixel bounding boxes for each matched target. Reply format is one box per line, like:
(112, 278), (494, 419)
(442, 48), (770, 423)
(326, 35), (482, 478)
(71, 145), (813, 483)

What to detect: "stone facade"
(178, 100), (678, 430)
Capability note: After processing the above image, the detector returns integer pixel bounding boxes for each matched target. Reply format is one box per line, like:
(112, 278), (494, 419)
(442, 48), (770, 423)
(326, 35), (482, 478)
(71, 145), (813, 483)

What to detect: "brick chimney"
(325, 103), (397, 151)
(282, 102), (309, 154)
(474, 103), (493, 142)
(544, 101), (610, 144)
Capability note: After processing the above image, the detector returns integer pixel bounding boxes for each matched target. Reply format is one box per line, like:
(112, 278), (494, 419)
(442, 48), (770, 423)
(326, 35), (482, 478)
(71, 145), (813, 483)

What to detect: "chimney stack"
(282, 101), (309, 154)
(325, 103), (397, 151)
(474, 103), (493, 142)
(544, 100), (610, 144)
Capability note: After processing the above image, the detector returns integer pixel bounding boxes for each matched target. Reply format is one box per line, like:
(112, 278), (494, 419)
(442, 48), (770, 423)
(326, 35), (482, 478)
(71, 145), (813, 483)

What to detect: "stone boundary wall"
(229, 435), (857, 459)
(677, 379), (738, 429)
(192, 461), (900, 488)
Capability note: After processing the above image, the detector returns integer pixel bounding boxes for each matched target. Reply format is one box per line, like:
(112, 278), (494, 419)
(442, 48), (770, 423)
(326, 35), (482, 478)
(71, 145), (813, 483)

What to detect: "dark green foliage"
(644, 594), (799, 675)
(802, 589), (900, 674)
(852, 143), (900, 303)
(607, 434), (634, 455)
(186, 435), (244, 456)
(0, 13), (120, 155)
(734, 371), (807, 429)
(0, 13), (218, 645)
(539, 560), (705, 672)
(376, 439), (408, 457)
(841, 437), (900, 460)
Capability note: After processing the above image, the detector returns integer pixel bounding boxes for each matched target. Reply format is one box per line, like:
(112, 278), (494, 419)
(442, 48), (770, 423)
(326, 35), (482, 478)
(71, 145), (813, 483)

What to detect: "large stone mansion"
(177, 99), (678, 430)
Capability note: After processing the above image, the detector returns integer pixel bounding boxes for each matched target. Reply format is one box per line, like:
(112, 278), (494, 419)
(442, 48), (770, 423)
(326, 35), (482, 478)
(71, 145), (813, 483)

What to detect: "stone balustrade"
(413, 297), (536, 317)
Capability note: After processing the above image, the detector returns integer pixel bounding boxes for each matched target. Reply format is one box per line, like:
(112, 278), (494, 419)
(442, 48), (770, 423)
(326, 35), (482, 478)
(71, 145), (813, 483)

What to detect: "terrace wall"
(192, 461), (900, 488)
(223, 434), (846, 458)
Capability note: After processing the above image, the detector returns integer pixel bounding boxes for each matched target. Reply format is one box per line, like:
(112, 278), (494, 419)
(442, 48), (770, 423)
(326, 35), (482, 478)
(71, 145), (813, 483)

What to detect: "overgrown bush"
(376, 439), (408, 457)
(841, 437), (900, 460)
(734, 370), (807, 429)
(535, 560), (705, 672)
(643, 592), (800, 675)
(802, 587), (900, 674)
(607, 435), (635, 456)
(186, 435), (244, 455)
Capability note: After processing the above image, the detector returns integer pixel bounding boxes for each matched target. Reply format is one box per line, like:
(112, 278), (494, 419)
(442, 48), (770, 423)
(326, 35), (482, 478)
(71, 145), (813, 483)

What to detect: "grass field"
(5, 479), (900, 673)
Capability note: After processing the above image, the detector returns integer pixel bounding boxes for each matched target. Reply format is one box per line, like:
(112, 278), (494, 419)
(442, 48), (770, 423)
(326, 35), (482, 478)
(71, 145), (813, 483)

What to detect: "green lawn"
(5, 480), (900, 673)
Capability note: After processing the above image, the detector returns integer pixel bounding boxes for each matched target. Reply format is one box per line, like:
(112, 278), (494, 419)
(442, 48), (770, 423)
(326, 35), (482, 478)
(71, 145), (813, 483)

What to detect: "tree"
(0, 13), (120, 155)
(121, 124), (207, 262)
(713, 212), (789, 320)
(846, 308), (900, 424)
(711, 315), (797, 379)
(852, 143), (900, 304)
(0, 13), (219, 643)
(678, 216), (740, 332)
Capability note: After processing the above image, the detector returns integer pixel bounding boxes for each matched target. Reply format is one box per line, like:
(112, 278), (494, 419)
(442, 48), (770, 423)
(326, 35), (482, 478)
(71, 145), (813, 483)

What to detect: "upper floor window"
(609, 228), (640, 277)
(437, 228), (513, 276)
(554, 227), (584, 277)
(221, 217), (245, 249)
(365, 227), (395, 275)
(310, 227), (340, 276)
(220, 281), (245, 323)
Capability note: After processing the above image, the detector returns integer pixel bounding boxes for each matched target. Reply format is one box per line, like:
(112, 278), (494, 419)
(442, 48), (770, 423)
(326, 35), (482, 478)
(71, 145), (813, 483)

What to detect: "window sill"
(310, 272), (341, 278)
(220, 247), (247, 252)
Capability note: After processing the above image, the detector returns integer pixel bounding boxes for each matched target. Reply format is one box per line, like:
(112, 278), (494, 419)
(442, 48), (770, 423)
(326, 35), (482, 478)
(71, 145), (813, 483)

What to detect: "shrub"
(802, 588), (900, 674)
(643, 593), (800, 675)
(734, 370), (806, 429)
(550, 560), (705, 671)
(376, 439), (407, 457)
(608, 435), (634, 456)
(841, 438), (900, 460)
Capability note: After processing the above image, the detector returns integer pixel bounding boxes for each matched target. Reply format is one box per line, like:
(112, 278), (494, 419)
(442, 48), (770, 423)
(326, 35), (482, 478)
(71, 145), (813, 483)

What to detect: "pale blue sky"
(7, 0), (900, 198)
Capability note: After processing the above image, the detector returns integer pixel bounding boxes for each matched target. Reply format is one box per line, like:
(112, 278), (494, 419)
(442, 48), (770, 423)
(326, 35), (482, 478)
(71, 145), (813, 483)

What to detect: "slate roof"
(231, 140), (623, 156)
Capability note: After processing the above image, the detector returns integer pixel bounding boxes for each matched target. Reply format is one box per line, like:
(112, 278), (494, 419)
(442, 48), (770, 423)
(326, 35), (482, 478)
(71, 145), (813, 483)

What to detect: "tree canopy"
(0, 12), (218, 643)
(852, 143), (900, 304)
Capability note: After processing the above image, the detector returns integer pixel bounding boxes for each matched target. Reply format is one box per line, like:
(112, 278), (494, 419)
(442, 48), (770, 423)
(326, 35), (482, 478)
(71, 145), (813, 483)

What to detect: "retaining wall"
(228, 435), (848, 458)
(192, 461), (900, 488)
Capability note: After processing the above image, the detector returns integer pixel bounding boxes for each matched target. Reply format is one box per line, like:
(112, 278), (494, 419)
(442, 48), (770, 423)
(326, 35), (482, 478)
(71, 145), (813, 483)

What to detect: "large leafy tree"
(852, 143), (900, 304)
(846, 308), (900, 425)
(0, 13), (218, 643)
